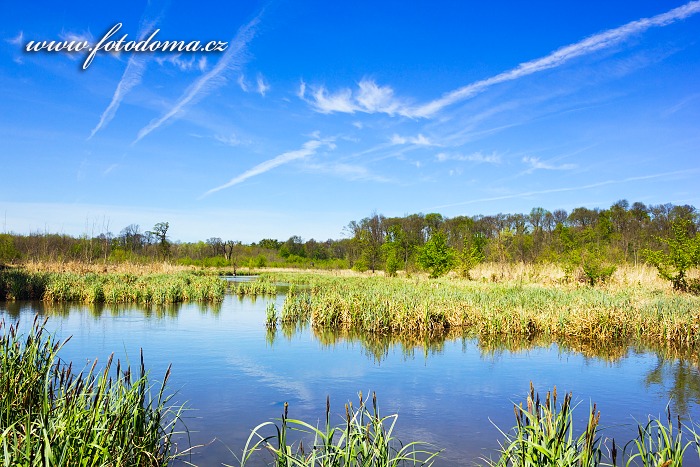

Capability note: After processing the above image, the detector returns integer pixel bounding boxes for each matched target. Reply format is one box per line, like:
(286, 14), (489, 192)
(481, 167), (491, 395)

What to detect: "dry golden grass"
(20, 260), (197, 275)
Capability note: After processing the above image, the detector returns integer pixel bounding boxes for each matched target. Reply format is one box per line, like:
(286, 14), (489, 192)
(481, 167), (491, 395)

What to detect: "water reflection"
(645, 357), (700, 416)
(1, 296), (700, 466)
(264, 324), (700, 369)
(0, 300), (223, 320)
(286, 327), (700, 416)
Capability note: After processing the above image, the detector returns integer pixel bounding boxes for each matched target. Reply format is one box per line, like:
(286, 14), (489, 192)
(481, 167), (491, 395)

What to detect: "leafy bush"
(417, 231), (455, 278)
(644, 219), (700, 292)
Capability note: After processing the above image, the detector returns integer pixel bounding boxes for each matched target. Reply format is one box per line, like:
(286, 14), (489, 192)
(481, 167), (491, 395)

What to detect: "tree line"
(0, 200), (698, 286)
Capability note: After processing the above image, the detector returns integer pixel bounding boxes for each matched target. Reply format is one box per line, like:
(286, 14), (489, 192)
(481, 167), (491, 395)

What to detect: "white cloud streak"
(304, 1), (700, 118)
(89, 7), (164, 139)
(303, 162), (391, 183)
(522, 156), (577, 171)
(201, 138), (334, 197)
(6, 31), (23, 45)
(256, 74), (270, 96)
(90, 56), (148, 139)
(436, 151), (501, 164)
(134, 13), (261, 144)
(237, 74), (249, 92)
(412, 1), (700, 117)
(390, 133), (435, 146)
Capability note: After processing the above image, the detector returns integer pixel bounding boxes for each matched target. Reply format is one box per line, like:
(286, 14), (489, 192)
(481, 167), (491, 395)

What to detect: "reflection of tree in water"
(644, 356), (700, 416)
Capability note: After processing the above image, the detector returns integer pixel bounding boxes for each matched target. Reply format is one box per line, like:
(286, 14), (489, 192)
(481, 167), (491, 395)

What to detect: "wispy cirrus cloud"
(303, 162), (391, 183)
(436, 151), (501, 164)
(135, 12), (262, 144)
(6, 31), (25, 64)
(303, 1), (700, 118)
(155, 54), (208, 72)
(237, 74), (249, 92)
(432, 168), (700, 210)
(6, 31), (24, 45)
(201, 138), (335, 197)
(412, 1), (700, 117)
(89, 5), (165, 139)
(256, 74), (270, 96)
(522, 156), (577, 172)
(390, 133), (435, 146)
(302, 79), (410, 115)
(214, 133), (241, 146)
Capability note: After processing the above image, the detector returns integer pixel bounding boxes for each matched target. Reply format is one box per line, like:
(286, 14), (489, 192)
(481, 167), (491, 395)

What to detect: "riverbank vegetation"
(0, 317), (183, 466)
(1, 201), (698, 290)
(0, 269), (225, 304)
(261, 270), (700, 349)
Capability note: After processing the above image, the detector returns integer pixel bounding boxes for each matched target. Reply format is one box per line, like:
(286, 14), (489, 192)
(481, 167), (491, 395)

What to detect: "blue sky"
(1, 1), (699, 242)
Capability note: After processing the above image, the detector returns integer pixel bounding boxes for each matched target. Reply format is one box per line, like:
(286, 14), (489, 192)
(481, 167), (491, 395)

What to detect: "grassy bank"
(0, 269), (225, 304)
(0, 317), (183, 466)
(261, 270), (700, 348)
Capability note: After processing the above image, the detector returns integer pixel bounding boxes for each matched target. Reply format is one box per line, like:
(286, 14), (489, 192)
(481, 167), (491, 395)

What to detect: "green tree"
(457, 233), (485, 279)
(417, 231), (455, 278)
(0, 234), (20, 265)
(382, 225), (405, 277)
(644, 218), (700, 292)
(148, 222), (170, 259)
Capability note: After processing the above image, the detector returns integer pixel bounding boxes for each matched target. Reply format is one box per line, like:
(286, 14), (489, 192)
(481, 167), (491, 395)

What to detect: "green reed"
(266, 302), (279, 328)
(0, 317), (185, 466)
(485, 383), (602, 467)
(261, 273), (700, 348)
(233, 279), (277, 297)
(237, 391), (440, 467)
(484, 384), (700, 467)
(624, 407), (691, 467)
(0, 269), (225, 304)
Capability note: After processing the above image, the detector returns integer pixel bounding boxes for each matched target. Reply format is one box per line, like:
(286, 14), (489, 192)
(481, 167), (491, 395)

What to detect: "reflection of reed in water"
(312, 328), (454, 363)
(0, 299), (223, 320)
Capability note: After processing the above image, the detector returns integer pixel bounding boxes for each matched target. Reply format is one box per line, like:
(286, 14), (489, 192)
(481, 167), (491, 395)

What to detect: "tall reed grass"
(237, 391), (440, 466)
(232, 279), (277, 297)
(261, 272), (700, 349)
(0, 269), (225, 304)
(484, 383), (700, 467)
(0, 317), (185, 466)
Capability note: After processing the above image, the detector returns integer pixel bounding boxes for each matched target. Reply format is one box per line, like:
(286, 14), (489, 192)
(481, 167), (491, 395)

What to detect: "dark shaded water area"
(2, 289), (699, 466)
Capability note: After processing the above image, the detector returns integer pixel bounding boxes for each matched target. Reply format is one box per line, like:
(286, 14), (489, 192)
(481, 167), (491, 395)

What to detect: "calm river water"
(2, 284), (699, 466)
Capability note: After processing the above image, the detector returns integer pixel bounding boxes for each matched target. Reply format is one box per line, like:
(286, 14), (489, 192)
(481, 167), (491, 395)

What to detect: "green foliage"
(238, 392), (440, 466)
(0, 234), (20, 264)
(0, 317), (184, 466)
(382, 225), (405, 277)
(148, 222), (170, 259)
(644, 218), (700, 292)
(486, 384), (602, 467)
(580, 249), (617, 286)
(417, 231), (455, 278)
(248, 254), (267, 268)
(457, 234), (485, 279)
